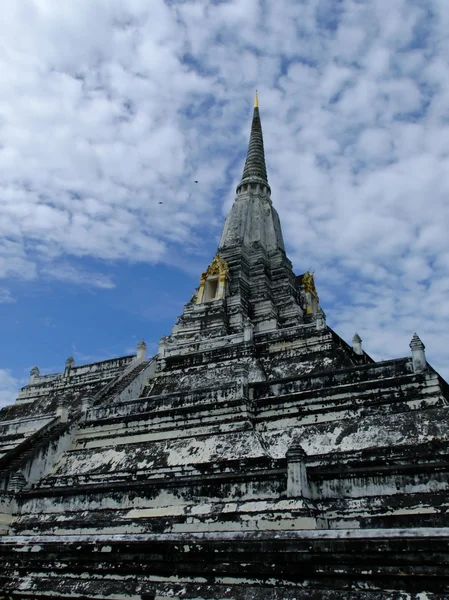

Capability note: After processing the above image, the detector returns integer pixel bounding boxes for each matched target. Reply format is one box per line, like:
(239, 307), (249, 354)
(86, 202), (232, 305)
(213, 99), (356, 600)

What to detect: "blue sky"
(1, 0), (449, 404)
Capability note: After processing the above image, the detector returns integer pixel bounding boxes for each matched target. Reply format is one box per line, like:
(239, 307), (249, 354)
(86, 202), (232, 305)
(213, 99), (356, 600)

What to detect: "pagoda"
(0, 95), (448, 599)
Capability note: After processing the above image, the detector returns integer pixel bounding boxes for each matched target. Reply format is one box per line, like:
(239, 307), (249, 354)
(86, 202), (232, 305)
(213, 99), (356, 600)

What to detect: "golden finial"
(254, 90), (259, 108)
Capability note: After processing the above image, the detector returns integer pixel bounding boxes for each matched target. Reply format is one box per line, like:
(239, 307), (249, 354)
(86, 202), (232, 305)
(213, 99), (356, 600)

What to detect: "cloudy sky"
(1, 0), (449, 405)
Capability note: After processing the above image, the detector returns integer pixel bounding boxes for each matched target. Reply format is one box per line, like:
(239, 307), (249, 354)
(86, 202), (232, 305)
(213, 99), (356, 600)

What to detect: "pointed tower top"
(236, 94), (270, 194)
(410, 333), (425, 349)
(136, 339), (147, 361)
(219, 95), (283, 252)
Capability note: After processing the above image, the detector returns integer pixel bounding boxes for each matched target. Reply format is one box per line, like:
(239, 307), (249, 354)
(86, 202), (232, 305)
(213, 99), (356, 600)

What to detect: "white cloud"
(0, 289), (14, 304)
(40, 264), (115, 289)
(0, 370), (21, 408)
(0, 0), (449, 379)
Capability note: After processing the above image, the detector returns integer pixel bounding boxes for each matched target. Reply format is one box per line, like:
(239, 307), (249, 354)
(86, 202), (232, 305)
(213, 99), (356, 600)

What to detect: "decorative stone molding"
(196, 254), (229, 304)
(352, 333), (363, 355)
(410, 333), (426, 373)
(286, 443), (309, 498)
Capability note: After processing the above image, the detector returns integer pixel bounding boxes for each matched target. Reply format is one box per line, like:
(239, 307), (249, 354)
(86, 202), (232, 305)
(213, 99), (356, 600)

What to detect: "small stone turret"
(56, 404), (69, 423)
(158, 336), (167, 357)
(243, 318), (254, 342)
(64, 356), (75, 377)
(316, 307), (326, 330)
(352, 333), (363, 355)
(29, 366), (39, 384)
(410, 333), (426, 373)
(81, 396), (93, 414)
(136, 339), (147, 362)
(286, 443), (309, 498)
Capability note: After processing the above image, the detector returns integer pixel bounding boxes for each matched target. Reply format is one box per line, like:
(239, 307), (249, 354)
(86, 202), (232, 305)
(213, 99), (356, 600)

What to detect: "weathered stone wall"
(0, 320), (447, 597)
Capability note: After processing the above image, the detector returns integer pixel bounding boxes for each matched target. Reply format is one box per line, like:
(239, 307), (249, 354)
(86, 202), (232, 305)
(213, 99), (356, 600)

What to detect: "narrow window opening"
(204, 278), (219, 302)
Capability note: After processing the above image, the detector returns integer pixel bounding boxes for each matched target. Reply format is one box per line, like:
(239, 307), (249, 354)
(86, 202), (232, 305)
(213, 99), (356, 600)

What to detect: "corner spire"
(237, 93), (270, 194)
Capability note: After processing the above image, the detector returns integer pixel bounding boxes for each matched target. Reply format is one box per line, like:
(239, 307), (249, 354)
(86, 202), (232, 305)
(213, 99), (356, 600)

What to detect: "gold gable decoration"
(302, 270), (319, 315)
(302, 270), (318, 298)
(201, 254), (229, 281)
(197, 253), (229, 304)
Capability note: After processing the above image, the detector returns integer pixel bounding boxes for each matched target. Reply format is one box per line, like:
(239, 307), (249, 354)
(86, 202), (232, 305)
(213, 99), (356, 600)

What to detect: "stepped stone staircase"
(0, 361), (155, 491)
(92, 358), (151, 406)
(0, 418), (66, 491)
